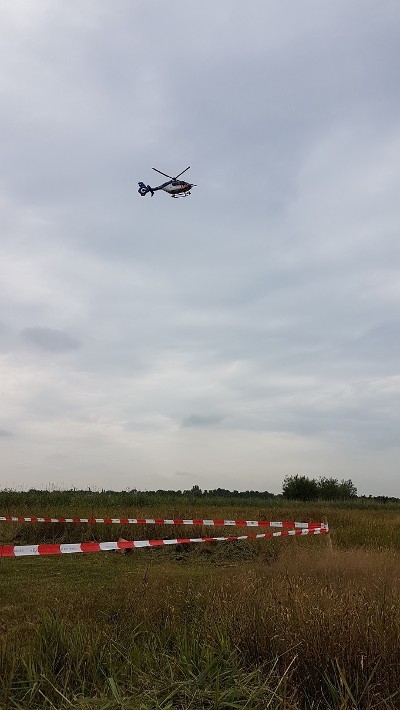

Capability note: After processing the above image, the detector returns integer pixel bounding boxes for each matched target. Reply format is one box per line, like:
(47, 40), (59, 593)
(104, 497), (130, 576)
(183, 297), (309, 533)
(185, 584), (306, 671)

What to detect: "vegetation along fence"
(0, 514), (329, 557)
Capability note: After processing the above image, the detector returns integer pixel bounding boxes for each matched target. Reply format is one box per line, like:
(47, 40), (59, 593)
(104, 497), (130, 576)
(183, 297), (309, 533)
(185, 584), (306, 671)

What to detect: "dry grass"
(1, 502), (400, 708)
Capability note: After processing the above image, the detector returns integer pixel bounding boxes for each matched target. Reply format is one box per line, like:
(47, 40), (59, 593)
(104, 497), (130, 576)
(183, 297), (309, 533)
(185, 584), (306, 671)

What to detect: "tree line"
(0, 476), (358, 506)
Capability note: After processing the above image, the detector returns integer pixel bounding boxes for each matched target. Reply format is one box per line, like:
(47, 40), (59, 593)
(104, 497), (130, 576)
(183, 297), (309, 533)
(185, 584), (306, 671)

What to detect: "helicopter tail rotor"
(138, 182), (154, 197)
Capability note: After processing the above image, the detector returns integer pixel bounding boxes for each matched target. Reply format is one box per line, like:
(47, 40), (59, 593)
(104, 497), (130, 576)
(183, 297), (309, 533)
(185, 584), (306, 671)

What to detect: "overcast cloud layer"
(0, 0), (399, 495)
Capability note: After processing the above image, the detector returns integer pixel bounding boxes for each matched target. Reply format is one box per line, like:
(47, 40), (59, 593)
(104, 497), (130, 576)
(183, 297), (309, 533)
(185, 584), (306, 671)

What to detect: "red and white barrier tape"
(0, 527), (328, 558)
(0, 516), (327, 530)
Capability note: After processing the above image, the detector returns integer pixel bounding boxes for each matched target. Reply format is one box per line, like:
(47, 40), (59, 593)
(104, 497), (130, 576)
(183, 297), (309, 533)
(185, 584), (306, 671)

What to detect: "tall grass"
(2, 495), (400, 708)
(2, 545), (400, 708)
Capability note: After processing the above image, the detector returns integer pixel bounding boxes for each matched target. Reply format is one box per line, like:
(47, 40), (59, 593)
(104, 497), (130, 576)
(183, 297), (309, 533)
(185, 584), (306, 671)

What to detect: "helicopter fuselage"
(138, 166), (195, 198)
(162, 180), (192, 196)
(138, 180), (193, 197)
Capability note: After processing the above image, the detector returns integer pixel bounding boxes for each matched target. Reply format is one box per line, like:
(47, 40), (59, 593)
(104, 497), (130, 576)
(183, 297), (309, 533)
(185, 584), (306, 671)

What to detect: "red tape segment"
(0, 516), (327, 529)
(0, 527), (328, 558)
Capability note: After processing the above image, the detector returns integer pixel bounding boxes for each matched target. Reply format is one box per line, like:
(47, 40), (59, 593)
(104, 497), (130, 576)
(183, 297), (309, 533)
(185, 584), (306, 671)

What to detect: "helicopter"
(138, 166), (196, 198)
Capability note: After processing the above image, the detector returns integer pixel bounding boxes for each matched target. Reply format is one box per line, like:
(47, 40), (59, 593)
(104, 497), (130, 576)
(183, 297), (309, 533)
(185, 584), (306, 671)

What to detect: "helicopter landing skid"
(172, 191), (191, 198)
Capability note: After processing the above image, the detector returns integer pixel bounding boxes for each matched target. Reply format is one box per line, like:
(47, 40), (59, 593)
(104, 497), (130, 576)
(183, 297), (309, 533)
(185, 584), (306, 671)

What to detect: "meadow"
(1, 492), (400, 709)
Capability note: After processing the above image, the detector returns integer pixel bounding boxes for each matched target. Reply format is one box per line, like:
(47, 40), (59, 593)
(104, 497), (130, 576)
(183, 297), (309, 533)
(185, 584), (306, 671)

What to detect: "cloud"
(182, 414), (226, 429)
(21, 327), (82, 352)
(0, 429), (13, 437)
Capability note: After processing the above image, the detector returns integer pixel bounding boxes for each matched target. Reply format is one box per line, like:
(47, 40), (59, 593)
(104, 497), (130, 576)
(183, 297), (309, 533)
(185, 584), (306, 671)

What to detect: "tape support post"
(0, 516), (328, 529)
(0, 527), (328, 558)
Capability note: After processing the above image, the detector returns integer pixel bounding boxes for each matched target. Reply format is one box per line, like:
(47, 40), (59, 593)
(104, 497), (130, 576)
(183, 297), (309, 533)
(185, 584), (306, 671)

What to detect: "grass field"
(1, 497), (400, 709)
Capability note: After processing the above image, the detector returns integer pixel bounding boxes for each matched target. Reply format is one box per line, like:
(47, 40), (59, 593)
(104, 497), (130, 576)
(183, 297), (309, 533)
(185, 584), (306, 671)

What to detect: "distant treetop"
(282, 475), (357, 501)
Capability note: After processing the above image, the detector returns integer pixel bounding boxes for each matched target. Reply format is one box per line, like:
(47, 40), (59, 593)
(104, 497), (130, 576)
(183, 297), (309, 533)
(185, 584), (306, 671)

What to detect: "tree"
(282, 475), (318, 501)
(317, 476), (357, 499)
(282, 475), (357, 501)
(337, 478), (357, 499)
(317, 477), (342, 500)
(189, 484), (202, 497)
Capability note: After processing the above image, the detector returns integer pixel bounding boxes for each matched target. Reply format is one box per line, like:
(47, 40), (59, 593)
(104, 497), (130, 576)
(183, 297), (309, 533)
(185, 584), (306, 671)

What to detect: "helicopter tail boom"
(138, 182), (154, 197)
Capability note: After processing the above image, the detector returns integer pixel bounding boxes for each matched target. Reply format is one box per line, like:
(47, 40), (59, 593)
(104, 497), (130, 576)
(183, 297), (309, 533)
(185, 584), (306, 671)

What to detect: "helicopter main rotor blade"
(152, 168), (174, 179)
(174, 166), (190, 179)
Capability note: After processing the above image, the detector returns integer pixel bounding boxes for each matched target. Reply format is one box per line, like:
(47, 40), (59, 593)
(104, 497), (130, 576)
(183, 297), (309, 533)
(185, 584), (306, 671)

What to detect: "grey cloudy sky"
(1, 0), (399, 495)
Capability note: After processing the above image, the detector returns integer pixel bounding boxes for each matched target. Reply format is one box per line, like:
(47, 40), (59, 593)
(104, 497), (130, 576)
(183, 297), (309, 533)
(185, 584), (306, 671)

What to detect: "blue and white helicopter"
(138, 166), (196, 198)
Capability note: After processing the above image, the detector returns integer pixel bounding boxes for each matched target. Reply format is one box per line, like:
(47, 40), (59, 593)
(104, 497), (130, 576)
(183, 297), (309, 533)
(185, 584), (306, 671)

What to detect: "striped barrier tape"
(0, 516), (328, 529)
(0, 527), (328, 558)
